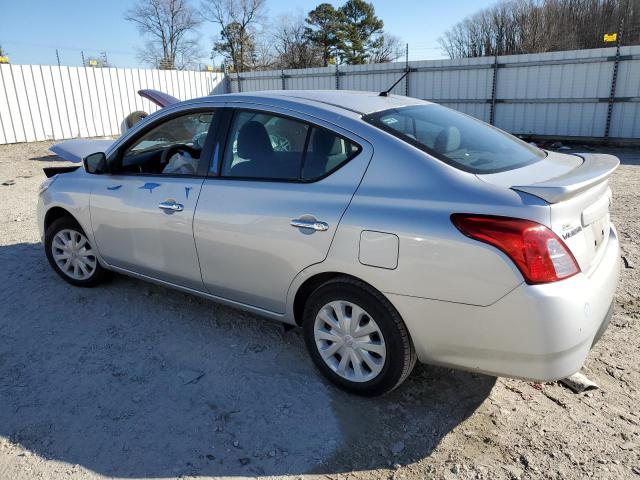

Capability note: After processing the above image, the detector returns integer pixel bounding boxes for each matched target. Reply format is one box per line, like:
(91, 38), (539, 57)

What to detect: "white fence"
(229, 45), (640, 141)
(1, 46), (639, 145)
(0, 65), (225, 144)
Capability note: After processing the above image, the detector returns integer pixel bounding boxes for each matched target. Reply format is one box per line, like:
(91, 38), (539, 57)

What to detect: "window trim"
(363, 105), (546, 175)
(213, 107), (363, 184)
(107, 106), (221, 179)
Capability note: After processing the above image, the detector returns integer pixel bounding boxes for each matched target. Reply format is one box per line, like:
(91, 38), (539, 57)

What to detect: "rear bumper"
(388, 226), (620, 381)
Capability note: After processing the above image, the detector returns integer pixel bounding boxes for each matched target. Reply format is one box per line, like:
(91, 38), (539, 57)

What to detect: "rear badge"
(561, 224), (582, 240)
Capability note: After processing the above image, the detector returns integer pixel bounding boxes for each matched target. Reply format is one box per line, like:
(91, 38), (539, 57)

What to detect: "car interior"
(116, 112), (214, 175)
(111, 109), (358, 180)
(223, 111), (359, 181)
(373, 105), (544, 172)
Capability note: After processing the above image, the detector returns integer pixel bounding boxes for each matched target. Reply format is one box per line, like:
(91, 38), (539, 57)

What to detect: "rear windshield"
(363, 105), (546, 173)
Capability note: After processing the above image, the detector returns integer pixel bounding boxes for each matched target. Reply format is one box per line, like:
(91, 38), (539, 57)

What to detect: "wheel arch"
(44, 206), (78, 232)
(292, 271), (394, 327)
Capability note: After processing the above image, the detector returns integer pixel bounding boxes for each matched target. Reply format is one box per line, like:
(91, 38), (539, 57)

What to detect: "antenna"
(379, 68), (410, 97)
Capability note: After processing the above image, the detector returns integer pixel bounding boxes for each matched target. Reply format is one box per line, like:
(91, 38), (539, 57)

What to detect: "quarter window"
(221, 110), (359, 181)
(302, 127), (360, 180)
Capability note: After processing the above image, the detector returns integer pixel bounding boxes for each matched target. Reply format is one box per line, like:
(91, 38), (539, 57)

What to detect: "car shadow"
(0, 241), (495, 478)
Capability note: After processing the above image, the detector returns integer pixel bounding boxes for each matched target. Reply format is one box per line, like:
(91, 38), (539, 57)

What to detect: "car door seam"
(284, 145), (376, 309)
(191, 177), (208, 291)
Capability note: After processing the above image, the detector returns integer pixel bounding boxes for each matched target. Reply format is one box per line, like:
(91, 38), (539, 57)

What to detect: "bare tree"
(439, 0), (639, 59)
(369, 33), (403, 63)
(125, 0), (202, 69)
(202, 0), (266, 72)
(272, 15), (324, 69)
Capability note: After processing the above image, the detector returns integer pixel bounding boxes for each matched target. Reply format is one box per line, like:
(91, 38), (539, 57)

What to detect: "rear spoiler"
(511, 153), (619, 203)
(138, 89), (180, 108)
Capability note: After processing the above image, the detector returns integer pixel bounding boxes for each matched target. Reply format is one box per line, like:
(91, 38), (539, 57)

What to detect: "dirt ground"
(0, 141), (638, 480)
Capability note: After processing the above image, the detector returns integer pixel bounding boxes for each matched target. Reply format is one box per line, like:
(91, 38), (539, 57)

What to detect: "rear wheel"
(45, 217), (107, 287)
(303, 277), (416, 396)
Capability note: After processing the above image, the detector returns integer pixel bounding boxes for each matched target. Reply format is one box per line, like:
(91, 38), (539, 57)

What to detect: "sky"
(0, 0), (500, 68)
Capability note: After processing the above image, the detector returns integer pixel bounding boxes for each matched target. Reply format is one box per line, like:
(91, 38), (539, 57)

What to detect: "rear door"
(193, 106), (372, 313)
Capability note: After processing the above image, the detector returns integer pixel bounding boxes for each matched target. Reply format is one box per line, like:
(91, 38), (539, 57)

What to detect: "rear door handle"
(290, 218), (329, 231)
(158, 201), (184, 212)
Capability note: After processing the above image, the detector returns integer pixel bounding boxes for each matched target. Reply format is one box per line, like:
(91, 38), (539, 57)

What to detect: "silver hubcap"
(314, 300), (386, 382)
(51, 229), (97, 280)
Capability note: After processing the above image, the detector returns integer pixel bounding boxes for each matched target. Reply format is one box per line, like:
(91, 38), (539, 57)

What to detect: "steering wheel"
(160, 144), (201, 166)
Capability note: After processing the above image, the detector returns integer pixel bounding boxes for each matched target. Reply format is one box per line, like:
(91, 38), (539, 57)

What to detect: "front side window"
(221, 110), (359, 181)
(117, 111), (215, 175)
(364, 105), (545, 174)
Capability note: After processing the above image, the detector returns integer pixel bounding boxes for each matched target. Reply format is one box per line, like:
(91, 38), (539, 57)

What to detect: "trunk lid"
(138, 89), (180, 108)
(478, 151), (619, 273)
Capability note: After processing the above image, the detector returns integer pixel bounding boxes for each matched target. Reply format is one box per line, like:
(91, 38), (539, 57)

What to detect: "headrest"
(237, 121), (273, 159)
(311, 129), (338, 157)
(434, 126), (461, 153)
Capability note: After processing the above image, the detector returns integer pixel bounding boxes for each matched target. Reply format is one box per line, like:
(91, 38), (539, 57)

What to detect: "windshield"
(364, 105), (545, 173)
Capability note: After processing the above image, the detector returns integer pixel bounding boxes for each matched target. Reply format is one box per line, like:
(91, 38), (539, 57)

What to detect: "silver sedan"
(37, 90), (620, 396)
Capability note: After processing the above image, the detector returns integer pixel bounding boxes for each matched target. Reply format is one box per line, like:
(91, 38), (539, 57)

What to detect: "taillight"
(451, 214), (580, 284)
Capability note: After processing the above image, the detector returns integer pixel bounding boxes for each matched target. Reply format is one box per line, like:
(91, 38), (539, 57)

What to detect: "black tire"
(303, 276), (416, 396)
(124, 110), (148, 129)
(45, 216), (108, 287)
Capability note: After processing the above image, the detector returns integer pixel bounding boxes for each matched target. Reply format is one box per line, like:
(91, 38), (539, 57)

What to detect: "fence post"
(604, 43), (621, 141)
(335, 63), (340, 90)
(489, 55), (498, 125)
(404, 43), (410, 97)
(281, 70), (286, 90)
(237, 72), (242, 93)
(223, 64), (231, 93)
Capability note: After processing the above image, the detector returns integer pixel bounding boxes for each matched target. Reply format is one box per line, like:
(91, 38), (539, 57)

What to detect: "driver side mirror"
(83, 152), (108, 174)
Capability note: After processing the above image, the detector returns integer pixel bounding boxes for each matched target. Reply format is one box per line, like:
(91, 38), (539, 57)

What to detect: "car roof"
(207, 90), (430, 116)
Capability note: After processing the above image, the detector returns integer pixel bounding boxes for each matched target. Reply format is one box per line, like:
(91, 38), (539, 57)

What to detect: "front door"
(194, 108), (372, 313)
(90, 109), (218, 290)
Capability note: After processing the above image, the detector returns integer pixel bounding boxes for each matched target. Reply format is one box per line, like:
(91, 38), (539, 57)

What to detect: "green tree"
(304, 3), (343, 66)
(337, 0), (383, 64)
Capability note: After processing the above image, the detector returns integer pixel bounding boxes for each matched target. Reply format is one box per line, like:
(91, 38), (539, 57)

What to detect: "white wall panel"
(1, 47), (638, 144)
(0, 65), (225, 144)
(230, 47), (638, 140)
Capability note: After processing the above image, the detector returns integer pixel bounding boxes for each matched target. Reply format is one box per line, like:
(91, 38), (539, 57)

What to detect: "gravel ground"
(0, 141), (639, 480)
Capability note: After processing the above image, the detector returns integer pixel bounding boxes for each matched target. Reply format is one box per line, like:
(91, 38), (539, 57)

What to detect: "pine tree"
(337, 0), (383, 64)
(305, 3), (344, 66)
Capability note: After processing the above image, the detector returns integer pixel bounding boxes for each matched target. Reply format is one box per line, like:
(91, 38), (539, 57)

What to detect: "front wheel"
(45, 217), (108, 287)
(303, 277), (416, 396)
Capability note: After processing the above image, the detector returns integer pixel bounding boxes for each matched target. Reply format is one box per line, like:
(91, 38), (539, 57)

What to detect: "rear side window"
(221, 110), (360, 181)
(364, 105), (545, 174)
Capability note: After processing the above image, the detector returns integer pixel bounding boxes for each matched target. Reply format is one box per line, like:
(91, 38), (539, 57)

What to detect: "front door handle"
(290, 218), (329, 231)
(158, 201), (184, 212)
